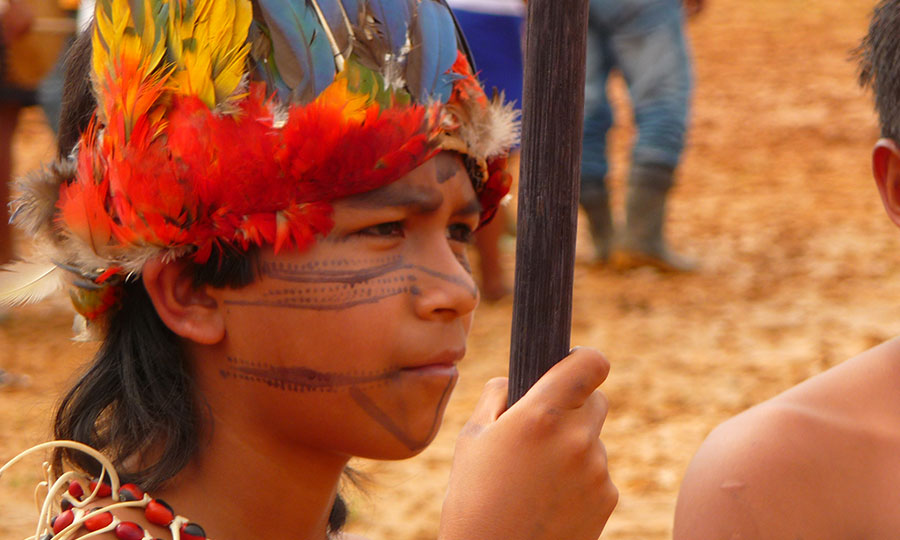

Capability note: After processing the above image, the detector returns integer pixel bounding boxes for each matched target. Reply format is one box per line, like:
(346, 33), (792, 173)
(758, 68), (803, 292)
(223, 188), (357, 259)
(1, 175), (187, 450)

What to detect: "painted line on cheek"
(414, 265), (477, 298)
(224, 286), (410, 311)
(220, 359), (395, 391)
(347, 377), (455, 452)
(261, 257), (407, 285)
(225, 261), (474, 311)
(262, 258), (472, 295)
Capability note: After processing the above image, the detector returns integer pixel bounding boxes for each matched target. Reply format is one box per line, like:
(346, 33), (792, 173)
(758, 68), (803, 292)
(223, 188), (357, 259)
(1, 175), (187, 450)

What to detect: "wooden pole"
(508, 0), (590, 406)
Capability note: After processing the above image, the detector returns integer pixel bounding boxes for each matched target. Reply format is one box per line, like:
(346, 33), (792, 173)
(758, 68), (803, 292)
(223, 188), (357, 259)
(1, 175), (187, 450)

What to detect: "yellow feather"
(141, 0), (167, 74)
(230, 0), (252, 51)
(196, 0), (220, 46)
(89, 0), (251, 134)
(91, 4), (114, 90)
(92, 0), (170, 136)
(164, 0), (250, 107)
(213, 45), (250, 103)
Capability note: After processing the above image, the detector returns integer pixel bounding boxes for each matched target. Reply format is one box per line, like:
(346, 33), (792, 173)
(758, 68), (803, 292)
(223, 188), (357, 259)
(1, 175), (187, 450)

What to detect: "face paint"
(224, 256), (419, 311)
(224, 251), (477, 312)
(213, 154), (478, 458)
(348, 380), (455, 451)
(220, 355), (456, 451)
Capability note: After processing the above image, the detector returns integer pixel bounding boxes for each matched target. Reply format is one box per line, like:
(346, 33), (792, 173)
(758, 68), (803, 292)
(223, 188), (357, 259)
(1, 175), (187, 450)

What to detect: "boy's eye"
(357, 221), (404, 238)
(448, 223), (475, 244)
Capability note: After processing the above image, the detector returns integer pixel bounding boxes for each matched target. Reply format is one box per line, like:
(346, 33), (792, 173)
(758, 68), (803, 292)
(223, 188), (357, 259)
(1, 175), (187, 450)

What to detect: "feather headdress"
(1, 0), (519, 334)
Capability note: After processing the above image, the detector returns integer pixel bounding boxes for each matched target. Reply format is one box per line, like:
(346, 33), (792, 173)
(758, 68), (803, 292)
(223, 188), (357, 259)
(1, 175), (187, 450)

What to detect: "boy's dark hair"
(50, 27), (348, 533)
(858, 0), (900, 139)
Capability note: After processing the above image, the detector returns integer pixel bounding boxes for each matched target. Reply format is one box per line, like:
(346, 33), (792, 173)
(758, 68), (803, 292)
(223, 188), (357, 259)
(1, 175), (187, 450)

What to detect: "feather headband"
(1, 0), (519, 332)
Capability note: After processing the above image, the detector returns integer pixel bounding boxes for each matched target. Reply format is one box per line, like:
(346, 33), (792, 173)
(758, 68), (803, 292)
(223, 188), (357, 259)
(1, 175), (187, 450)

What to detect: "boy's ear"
(142, 258), (225, 345)
(873, 138), (900, 228)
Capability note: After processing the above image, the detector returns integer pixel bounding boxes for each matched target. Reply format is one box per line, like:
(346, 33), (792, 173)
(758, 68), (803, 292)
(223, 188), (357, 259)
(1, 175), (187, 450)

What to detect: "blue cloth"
(452, 8), (524, 111)
(581, 0), (692, 192)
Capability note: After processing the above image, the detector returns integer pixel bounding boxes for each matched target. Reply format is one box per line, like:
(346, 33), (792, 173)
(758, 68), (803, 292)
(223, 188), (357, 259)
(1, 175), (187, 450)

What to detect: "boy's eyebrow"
(453, 196), (482, 217)
(345, 183), (443, 213)
(345, 182), (482, 217)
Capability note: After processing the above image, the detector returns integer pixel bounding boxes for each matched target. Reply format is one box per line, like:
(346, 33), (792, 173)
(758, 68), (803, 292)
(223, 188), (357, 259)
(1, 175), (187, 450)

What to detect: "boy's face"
(208, 153), (482, 459)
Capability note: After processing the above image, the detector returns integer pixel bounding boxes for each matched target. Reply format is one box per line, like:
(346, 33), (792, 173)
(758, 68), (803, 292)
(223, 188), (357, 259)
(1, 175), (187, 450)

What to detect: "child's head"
(859, 0), (900, 232)
(6, 0), (517, 505)
(180, 152), (480, 456)
(858, 0), (900, 140)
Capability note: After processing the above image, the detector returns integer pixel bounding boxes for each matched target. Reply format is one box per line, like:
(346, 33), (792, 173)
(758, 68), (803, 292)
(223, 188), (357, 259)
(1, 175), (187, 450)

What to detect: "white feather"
(0, 261), (65, 307)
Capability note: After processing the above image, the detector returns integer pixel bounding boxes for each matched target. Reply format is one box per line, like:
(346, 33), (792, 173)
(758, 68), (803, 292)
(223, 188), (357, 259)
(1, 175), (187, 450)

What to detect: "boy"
(673, 2), (900, 537)
(0, 1), (618, 539)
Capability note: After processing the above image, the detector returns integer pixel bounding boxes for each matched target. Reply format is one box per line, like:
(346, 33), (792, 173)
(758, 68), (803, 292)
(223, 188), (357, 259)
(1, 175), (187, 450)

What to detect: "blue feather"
(340, 0), (359, 26)
(368, 0), (411, 57)
(431, 0), (458, 101)
(409, 0), (458, 102)
(253, 51), (292, 103)
(256, 0), (337, 101)
(314, 0), (344, 28)
(249, 21), (293, 102)
(311, 0), (352, 57)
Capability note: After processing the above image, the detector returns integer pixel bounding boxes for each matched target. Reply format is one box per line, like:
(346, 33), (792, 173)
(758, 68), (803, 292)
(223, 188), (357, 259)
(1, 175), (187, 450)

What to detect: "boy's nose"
(412, 249), (479, 322)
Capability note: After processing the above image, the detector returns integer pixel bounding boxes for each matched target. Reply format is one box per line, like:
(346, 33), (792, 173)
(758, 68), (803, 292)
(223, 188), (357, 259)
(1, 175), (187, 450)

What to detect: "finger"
(467, 377), (509, 425)
(576, 389), (610, 439)
(520, 347), (610, 410)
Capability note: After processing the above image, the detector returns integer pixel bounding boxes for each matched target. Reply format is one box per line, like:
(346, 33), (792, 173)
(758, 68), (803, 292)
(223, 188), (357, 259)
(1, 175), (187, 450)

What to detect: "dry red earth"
(0, 1), (889, 538)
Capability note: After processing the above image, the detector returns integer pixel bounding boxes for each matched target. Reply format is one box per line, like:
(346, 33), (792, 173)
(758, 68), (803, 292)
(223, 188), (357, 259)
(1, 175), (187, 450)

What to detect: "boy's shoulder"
(674, 338), (900, 540)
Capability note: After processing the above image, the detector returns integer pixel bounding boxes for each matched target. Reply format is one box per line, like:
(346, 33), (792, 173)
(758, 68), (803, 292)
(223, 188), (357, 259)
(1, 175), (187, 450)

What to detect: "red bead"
(51, 509), (74, 534)
(118, 483), (144, 502)
(144, 499), (174, 527)
(83, 510), (113, 531)
(89, 479), (112, 498)
(180, 522), (206, 540)
(67, 481), (84, 500)
(60, 498), (74, 511)
(114, 521), (145, 540)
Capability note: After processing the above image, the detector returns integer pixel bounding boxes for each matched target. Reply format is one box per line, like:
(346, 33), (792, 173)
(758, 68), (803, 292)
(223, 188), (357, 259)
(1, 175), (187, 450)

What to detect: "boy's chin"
(341, 371), (457, 459)
(356, 427), (444, 460)
(346, 405), (452, 460)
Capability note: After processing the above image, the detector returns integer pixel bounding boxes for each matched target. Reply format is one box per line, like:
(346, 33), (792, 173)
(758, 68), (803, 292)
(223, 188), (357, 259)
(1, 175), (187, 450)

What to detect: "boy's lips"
(402, 349), (466, 372)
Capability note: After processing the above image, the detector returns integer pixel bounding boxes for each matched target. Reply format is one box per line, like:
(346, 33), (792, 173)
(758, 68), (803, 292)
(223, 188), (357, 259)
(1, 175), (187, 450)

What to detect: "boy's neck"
(154, 415), (349, 540)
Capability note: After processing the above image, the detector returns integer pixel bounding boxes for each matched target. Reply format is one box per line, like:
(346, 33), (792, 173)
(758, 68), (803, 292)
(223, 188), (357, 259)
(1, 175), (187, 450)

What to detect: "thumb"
(517, 347), (610, 411)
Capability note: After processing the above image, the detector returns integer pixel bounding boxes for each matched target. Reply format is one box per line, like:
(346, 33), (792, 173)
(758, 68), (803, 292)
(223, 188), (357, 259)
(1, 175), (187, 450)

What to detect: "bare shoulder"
(333, 533), (371, 540)
(674, 338), (900, 540)
(673, 400), (831, 540)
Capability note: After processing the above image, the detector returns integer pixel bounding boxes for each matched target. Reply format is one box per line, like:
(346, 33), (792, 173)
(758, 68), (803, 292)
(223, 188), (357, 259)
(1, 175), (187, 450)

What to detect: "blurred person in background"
(581, 0), (704, 272)
(0, 0), (32, 386)
(0, 0), (77, 275)
(0, 1), (74, 391)
(36, 0), (82, 134)
(0, 0), (35, 275)
(447, 0), (525, 301)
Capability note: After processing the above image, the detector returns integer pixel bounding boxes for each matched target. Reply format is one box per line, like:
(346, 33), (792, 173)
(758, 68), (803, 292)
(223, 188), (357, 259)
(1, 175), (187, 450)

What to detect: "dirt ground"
(0, 1), (891, 538)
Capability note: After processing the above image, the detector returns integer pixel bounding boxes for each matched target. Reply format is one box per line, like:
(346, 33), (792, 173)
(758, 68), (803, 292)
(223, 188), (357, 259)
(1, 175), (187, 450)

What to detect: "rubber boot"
(612, 166), (697, 272)
(580, 183), (614, 263)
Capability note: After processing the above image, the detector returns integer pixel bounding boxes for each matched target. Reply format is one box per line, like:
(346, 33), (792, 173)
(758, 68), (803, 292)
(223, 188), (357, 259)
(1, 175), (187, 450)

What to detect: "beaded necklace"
(1, 441), (208, 540)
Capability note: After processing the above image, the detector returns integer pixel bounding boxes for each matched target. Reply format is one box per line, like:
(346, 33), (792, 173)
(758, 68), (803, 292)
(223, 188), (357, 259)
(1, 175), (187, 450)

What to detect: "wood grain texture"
(508, 0), (589, 405)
